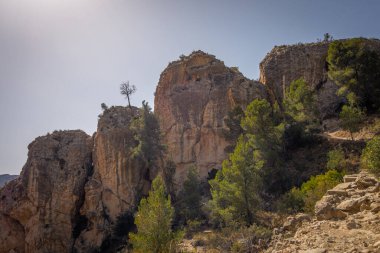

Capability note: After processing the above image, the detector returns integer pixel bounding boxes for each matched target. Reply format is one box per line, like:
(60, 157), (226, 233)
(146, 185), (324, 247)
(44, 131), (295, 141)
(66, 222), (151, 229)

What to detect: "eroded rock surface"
(259, 42), (342, 120)
(154, 50), (266, 183)
(259, 39), (380, 120)
(0, 130), (93, 253)
(267, 172), (380, 252)
(75, 106), (156, 252)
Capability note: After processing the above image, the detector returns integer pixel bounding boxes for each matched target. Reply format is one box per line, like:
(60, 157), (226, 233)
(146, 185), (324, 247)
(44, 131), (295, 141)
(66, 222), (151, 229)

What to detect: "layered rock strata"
(154, 50), (267, 183)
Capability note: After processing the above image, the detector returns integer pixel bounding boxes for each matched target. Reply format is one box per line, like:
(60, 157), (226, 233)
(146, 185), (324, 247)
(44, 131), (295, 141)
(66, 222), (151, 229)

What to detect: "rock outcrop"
(154, 50), (267, 183)
(259, 39), (380, 120)
(259, 42), (343, 119)
(0, 130), (93, 253)
(267, 172), (380, 252)
(74, 106), (157, 252)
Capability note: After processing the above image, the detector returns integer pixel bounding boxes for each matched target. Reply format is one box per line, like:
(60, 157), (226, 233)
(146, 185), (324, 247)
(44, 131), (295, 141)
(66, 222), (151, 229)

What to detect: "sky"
(1, 0), (380, 175)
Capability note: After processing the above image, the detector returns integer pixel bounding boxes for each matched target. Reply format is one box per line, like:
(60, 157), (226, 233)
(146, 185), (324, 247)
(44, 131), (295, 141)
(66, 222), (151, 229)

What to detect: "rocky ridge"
(266, 172), (380, 253)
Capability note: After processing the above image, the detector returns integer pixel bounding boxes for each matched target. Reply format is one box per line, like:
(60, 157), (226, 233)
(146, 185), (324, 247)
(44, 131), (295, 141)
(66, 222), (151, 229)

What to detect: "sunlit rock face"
(154, 51), (267, 184)
(74, 106), (157, 252)
(0, 130), (93, 253)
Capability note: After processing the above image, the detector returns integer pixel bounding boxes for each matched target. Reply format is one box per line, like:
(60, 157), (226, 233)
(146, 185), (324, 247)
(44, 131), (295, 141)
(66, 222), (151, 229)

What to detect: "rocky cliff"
(0, 130), (93, 253)
(74, 106), (157, 252)
(259, 39), (380, 120)
(154, 50), (266, 183)
(259, 42), (342, 119)
(0, 107), (159, 253)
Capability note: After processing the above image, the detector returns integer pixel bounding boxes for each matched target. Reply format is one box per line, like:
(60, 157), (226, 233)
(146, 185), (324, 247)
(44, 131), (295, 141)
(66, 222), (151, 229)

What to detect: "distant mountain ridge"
(0, 174), (18, 187)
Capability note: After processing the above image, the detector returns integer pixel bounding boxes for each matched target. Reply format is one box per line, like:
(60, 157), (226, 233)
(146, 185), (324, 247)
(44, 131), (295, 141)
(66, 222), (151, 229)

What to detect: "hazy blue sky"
(1, 0), (380, 175)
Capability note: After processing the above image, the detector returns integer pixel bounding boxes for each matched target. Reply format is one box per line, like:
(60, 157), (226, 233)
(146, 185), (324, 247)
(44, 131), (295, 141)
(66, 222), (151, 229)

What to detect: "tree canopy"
(327, 38), (380, 111)
(120, 81), (137, 108)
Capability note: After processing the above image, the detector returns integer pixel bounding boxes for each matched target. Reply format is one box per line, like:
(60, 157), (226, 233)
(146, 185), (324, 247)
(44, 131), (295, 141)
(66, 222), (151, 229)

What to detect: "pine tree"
(132, 101), (164, 168)
(177, 167), (202, 222)
(339, 104), (364, 140)
(209, 136), (263, 226)
(129, 176), (181, 253)
(283, 78), (317, 125)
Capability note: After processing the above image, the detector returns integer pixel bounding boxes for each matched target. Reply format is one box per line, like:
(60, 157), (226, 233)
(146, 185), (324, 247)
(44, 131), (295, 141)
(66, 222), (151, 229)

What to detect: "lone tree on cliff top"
(120, 81), (136, 108)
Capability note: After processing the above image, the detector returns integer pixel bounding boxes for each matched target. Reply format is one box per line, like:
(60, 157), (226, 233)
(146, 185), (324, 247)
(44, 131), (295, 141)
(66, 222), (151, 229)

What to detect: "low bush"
(361, 136), (380, 176)
(277, 169), (344, 213)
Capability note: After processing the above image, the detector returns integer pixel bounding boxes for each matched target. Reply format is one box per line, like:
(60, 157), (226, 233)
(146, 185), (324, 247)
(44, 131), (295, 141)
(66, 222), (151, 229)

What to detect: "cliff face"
(259, 39), (380, 120)
(259, 42), (343, 119)
(74, 106), (156, 252)
(154, 51), (266, 182)
(0, 108), (158, 253)
(0, 130), (93, 253)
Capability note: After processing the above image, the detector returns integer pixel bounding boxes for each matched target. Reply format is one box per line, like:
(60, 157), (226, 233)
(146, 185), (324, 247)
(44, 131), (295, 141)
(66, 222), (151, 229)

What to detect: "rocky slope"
(0, 130), (93, 253)
(267, 172), (380, 253)
(0, 174), (18, 188)
(154, 50), (266, 183)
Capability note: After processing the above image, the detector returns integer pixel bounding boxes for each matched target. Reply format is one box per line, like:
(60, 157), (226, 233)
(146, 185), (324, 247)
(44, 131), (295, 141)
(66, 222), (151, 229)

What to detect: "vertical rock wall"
(0, 130), (93, 253)
(154, 51), (266, 183)
(74, 106), (156, 252)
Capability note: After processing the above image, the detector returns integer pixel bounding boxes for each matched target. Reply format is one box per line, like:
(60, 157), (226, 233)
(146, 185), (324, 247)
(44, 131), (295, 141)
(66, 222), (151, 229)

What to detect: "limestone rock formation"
(259, 42), (342, 120)
(154, 50), (266, 183)
(0, 130), (93, 253)
(266, 172), (380, 252)
(259, 39), (380, 121)
(74, 106), (157, 252)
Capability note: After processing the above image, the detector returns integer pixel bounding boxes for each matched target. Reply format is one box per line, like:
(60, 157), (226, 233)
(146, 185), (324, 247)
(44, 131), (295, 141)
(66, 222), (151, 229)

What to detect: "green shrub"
(361, 136), (380, 176)
(275, 187), (304, 214)
(300, 170), (344, 213)
(326, 148), (346, 171)
(129, 176), (182, 253)
(277, 170), (344, 213)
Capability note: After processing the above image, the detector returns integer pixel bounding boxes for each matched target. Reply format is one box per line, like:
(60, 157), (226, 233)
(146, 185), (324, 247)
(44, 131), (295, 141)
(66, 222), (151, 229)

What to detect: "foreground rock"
(155, 50), (266, 184)
(0, 130), (93, 253)
(267, 172), (380, 252)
